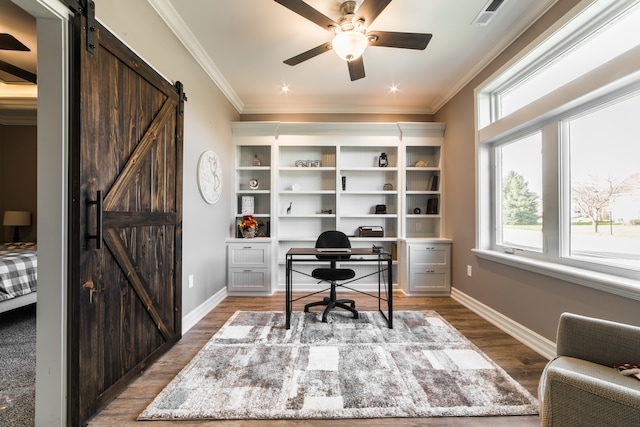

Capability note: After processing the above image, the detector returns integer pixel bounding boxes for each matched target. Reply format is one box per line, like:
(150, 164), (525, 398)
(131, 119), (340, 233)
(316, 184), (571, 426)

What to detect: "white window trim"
(474, 1), (640, 300)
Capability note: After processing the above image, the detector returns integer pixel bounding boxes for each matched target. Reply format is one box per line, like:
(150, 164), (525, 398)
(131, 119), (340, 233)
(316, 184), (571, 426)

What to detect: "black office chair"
(304, 230), (358, 322)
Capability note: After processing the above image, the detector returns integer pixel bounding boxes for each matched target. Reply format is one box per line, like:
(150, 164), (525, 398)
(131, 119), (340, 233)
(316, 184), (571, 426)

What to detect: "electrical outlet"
(188, 274), (194, 288)
(466, 265), (472, 277)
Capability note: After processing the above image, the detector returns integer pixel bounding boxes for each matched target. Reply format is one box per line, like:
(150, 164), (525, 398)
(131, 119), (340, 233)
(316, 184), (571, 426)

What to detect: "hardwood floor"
(87, 293), (548, 426)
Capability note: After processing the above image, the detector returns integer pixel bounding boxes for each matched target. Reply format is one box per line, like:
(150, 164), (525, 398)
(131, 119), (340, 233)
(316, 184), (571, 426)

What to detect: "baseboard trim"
(182, 287), (228, 335)
(451, 287), (556, 360)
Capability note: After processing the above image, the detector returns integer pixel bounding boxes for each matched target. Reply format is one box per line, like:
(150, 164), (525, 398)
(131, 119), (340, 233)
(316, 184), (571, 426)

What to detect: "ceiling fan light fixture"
(332, 30), (368, 62)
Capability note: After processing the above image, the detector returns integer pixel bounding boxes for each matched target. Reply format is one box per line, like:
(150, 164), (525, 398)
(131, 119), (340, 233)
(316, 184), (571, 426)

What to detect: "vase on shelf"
(241, 227), (256, 238)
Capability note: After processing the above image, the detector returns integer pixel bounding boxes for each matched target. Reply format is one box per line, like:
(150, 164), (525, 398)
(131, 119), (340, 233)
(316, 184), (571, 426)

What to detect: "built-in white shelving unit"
(228, 122), (451, 295)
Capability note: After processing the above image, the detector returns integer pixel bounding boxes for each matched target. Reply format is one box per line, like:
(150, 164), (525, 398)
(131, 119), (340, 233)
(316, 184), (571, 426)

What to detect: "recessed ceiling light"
(388, 84), (399, 93)
(280, 84), (290, 93)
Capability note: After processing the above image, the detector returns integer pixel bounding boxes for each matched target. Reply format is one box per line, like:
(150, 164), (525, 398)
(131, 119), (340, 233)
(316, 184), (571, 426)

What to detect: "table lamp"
(3, 210), (31, 242)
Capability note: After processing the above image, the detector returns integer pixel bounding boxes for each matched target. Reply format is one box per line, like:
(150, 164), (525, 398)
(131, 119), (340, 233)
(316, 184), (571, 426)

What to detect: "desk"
(285, 247), (393, 329)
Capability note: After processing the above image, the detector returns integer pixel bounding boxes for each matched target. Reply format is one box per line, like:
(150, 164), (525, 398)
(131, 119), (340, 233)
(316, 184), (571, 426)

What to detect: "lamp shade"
(332, 30), (368, 62)
(3, 210), (31, 226)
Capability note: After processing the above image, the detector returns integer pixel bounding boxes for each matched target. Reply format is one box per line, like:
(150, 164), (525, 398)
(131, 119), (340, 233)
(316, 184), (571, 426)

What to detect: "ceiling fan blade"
(0, 59), (37, 84)
(284, 41), (332, 66)
(0, 33), (30, 51)
(274, 0), (338, 30)
(367, 31), (432, 50)
(354, 0), (392, 26)
(347, 56), (365, 81)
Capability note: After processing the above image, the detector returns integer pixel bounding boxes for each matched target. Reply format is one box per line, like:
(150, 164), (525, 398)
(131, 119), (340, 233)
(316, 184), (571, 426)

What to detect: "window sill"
(472, 249), (640, 302)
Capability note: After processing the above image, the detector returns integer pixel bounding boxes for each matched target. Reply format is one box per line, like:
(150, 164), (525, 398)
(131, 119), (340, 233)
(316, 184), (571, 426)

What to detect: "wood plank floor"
(87, 293), (549, 426)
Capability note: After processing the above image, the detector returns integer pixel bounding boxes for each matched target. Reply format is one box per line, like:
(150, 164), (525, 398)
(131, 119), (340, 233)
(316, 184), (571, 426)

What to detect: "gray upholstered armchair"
(539, 312), (640, 426)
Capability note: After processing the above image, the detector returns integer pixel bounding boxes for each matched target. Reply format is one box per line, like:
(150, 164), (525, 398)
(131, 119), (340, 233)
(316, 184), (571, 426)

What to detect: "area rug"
(139, 310), (538, 420)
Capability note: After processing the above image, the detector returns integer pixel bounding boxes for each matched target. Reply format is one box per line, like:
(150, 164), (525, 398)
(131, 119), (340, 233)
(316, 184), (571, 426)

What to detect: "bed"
(0, 242), (37, 314)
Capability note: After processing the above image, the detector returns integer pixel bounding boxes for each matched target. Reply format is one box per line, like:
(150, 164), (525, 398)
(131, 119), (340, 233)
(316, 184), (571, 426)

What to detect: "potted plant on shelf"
(238, 215), (259, 238)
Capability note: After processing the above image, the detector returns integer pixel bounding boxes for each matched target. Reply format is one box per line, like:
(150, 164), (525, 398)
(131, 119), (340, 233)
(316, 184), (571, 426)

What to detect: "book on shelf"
(428, 175), (439, 191)
(426, 197), (439, 214)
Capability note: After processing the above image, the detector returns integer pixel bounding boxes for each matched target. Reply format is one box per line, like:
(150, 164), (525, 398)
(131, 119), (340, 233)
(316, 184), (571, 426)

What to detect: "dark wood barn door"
(68, 15), (184, 426)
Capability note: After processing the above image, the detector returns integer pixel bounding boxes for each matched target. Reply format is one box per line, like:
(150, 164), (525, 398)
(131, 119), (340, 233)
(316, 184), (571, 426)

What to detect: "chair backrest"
(315, 230), (352, 261)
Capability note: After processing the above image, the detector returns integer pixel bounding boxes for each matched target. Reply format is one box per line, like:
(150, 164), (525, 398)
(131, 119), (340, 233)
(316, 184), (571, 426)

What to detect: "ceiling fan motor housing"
(338, 1), (363, 32)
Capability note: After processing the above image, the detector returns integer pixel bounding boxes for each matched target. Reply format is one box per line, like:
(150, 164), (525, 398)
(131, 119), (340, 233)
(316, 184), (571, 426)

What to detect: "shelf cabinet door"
(409, 267), (450, 294)
(406, 242), (451, 296)
(228, 268), (270, 292)
(227, 242), (271, 294)
(228, 243), (270, 267)
(409, 244), (449, 266)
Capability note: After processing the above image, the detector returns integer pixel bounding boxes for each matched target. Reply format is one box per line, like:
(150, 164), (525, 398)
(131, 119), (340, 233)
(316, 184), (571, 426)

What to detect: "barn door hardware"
(176, 81), (187, 116)
(84, 0), (96, 54)
(60, 0), (96, 53)
(85, 190), (103, 249)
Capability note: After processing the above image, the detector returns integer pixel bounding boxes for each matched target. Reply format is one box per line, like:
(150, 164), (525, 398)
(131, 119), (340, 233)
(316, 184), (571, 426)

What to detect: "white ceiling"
(0, 0), (37, 123)
(151, 0), (557, 115)
(0, 0), (558, 120)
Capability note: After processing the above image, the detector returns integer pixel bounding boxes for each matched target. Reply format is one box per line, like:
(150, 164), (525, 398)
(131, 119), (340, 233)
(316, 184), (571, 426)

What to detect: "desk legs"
(388, 256), (393, 328)
(286, 253), (392, 329)
(377, 255), (393, 329)
(285, 255), (292, 329)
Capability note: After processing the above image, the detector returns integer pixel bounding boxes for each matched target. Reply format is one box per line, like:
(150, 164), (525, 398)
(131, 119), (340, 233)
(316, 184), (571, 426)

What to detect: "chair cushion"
(312, 268), (355, 281)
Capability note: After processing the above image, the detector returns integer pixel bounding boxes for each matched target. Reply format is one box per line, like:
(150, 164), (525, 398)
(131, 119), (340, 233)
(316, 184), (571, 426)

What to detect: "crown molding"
(147, 0), (244, 113)
(431, 0), (559, 113)
(240, 103), (434, 115)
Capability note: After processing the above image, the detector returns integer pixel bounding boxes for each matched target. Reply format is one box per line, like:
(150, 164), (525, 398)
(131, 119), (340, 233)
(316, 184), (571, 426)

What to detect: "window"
(496, 132), (542, 251)
(566, 92), (640, 270)
(475, 0), (640, 298)
(499, 4), (640, 117)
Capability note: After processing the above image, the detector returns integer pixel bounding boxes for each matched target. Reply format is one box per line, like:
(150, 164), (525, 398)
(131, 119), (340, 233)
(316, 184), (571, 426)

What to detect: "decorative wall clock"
(197, 150), (223, 204)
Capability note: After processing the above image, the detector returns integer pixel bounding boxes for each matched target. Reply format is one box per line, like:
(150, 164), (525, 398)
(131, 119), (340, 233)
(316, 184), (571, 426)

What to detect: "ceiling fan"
(274, 0), (432, 81)
(0, 32), (36, 84)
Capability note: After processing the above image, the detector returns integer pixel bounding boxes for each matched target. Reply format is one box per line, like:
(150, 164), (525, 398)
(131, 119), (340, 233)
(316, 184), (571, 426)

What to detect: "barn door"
(68, 12), (184, 425)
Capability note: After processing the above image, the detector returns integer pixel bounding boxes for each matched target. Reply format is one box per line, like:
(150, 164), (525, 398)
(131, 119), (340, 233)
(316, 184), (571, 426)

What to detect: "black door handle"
(86, 190), (103, 249)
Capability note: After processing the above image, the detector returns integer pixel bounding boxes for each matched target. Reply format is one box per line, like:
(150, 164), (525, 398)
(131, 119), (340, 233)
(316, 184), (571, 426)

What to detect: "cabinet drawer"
(409, 244), (449, 266)
(409, 267), (450, 293)
(228, 268), (269, 292)
(227, 243), (270, 267)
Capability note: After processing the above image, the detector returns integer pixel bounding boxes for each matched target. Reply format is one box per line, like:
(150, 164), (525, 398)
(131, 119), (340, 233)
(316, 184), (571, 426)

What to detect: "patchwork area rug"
(139, 310), (538, 420)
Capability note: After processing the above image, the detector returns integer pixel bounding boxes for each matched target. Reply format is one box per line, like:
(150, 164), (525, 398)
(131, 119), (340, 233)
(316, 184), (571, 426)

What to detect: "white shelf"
(279, 167), (336, 171)
(279, 190), (335, 194)
(341, 214), (398, 218)
(237, 190), (270, 194)
(232, 121), (447, 290)
(237, 166), (270, 171)
(278, 214), (335, 218)
(340, 167), (399, 172)
(341, 191), (398, 195)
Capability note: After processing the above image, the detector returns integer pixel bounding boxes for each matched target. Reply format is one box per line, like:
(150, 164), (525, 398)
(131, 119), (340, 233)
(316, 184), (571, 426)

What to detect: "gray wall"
(435, 0), (640, 340)
(96, 0), (239, 315)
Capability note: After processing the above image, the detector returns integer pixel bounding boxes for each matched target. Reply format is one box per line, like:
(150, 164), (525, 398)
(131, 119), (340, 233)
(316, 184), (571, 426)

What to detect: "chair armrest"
(556, 312), (640, 367)
(541, 361), (640, 427)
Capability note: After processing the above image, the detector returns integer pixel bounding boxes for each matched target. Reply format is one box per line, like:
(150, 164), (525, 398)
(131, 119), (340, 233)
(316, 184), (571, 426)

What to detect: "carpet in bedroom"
(0, 304), (35, 427)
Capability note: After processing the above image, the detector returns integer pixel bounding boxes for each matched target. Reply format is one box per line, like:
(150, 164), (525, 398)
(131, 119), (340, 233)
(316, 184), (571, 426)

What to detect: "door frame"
(13, 0), (71, 425)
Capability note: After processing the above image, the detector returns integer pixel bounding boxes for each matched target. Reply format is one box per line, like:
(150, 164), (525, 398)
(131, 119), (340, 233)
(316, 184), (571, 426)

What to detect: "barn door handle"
(86, 190), (103, 249)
